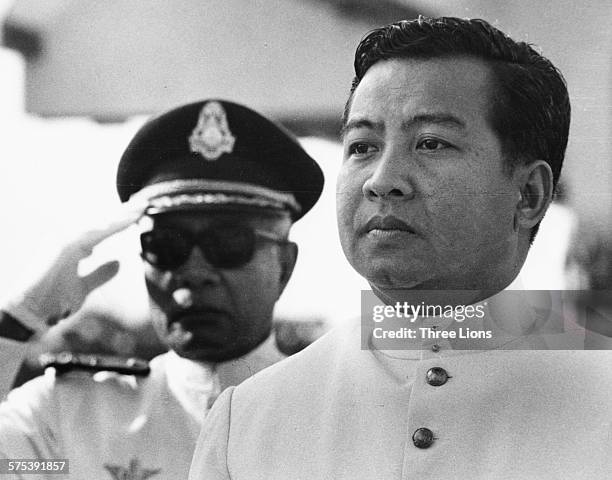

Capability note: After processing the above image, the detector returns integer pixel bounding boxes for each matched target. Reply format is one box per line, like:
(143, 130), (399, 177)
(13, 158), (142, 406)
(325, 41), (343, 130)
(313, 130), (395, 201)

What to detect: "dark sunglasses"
(140, 224), (289, 270)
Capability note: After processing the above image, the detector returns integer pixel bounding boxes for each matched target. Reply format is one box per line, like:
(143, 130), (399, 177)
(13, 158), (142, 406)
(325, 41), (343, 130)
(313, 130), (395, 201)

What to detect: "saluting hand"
(3, 199), (147, 335)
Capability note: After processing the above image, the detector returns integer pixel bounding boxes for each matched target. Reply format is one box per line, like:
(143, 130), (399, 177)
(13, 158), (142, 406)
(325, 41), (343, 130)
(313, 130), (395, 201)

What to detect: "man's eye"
(416, 138), (448, 151)
(348, 143), (376, 155)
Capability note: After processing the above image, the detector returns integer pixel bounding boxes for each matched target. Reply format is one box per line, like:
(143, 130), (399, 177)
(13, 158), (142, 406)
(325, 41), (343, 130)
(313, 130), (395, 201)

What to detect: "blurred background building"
(0, 0), (610, 358)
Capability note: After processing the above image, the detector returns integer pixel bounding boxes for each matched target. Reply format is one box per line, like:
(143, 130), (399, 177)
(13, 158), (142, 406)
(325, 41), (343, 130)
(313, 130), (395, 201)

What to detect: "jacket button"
(412, 427), (435, 448)
(426, 367), (449, 386)
(431, 344), (440, 352)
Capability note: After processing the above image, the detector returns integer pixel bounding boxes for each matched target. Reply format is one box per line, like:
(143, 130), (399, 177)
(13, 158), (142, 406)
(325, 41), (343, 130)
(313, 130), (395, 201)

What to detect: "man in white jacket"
(0, 99), (323, 479)
(189, 17), (612, 480)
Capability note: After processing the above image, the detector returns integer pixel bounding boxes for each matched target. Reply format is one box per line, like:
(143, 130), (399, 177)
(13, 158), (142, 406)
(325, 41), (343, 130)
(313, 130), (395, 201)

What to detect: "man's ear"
(277, 241), (298, 295)
(514, 160), (554, 230)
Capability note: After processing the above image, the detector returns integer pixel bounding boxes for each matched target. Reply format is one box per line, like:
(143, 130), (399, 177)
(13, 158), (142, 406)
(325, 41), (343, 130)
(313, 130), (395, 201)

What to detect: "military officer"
(189, 17), (612, 480)
(0, 99), (323, 479)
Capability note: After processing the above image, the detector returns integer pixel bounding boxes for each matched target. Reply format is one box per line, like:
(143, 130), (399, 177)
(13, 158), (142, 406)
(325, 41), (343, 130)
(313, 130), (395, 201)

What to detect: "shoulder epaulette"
(39, 352), (151, 377)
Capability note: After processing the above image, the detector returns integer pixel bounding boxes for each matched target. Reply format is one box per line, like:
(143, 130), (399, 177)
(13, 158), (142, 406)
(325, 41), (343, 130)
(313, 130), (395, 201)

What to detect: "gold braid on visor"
(130, 179), (301, 215)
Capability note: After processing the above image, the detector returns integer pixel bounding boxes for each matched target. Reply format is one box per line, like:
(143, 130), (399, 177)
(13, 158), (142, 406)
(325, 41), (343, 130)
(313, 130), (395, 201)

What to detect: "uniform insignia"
(40, 352), (150, 377)
(188, 101), (236, 160)
(104, 459), (161, 480)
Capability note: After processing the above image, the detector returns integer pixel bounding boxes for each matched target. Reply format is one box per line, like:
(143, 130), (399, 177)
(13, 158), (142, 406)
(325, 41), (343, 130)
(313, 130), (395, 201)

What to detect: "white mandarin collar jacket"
(190, 297), (612, 480)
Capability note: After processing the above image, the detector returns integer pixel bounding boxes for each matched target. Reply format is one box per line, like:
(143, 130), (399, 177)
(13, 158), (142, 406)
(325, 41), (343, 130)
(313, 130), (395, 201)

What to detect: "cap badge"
(188, 101), (236, 161)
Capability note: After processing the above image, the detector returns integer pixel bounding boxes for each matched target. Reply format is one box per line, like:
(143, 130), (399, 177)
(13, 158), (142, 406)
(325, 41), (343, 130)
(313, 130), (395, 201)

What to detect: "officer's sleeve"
(0, 336), (29, 400)
(189, 386), (235, 480)
(0, 370), (63, 463)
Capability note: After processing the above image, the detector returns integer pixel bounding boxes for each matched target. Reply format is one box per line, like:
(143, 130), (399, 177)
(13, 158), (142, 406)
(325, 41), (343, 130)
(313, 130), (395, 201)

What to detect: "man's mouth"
(171, 308), (228, 327)
(363, 215), (416, 235)
(166, 308), (230, 349)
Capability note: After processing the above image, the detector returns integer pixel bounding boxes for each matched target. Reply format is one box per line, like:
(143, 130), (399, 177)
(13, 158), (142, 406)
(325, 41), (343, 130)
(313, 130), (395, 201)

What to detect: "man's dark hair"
(343, 16), (571, 240)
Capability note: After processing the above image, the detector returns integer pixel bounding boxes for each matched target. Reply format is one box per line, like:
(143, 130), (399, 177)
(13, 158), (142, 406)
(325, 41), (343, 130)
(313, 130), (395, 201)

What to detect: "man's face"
(141, 209), (294, 362)
(337, 57), (522, 292)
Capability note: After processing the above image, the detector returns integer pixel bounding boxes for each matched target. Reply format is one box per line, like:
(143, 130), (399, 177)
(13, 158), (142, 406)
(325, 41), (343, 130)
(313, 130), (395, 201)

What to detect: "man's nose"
(362, 145), (416, 201)
(174, 246), (221, 288)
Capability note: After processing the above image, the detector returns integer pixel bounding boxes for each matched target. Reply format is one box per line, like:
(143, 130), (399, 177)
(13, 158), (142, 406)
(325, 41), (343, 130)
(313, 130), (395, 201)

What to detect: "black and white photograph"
(0, 1), (611, 479)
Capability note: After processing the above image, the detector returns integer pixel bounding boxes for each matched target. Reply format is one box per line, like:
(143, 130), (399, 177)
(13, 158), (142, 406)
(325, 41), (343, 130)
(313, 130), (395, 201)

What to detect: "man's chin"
(361, 265), (426, 291)
(170, 344), (246, 363)
(168, 332), (271, 363)
(164, 331), (228, 361)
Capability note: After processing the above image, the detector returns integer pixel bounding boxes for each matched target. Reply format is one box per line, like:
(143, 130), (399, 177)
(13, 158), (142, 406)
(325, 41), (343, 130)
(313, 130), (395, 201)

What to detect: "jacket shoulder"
(231, 323), (361, 405)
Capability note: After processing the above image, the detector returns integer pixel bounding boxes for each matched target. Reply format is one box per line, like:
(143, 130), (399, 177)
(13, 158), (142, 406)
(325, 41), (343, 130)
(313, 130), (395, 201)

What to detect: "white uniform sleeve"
(0, 370), (63, 468)
(188, 386), (235, 480)
(0, 337), (29, 401)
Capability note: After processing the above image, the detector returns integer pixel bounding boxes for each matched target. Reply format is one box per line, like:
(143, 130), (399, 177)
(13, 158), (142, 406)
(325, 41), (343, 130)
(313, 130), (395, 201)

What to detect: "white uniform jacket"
(0, 336), (283, 480)
(189, 320), (612, 480)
